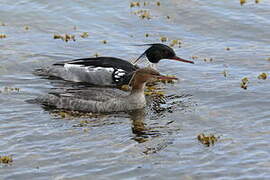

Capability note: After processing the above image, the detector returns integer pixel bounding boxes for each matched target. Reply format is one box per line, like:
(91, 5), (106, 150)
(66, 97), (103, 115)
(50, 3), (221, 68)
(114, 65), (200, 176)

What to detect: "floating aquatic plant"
(203, 58), (213, 62)
(0, 155), (13, 164)
(144, 85), (165, 97)
(24, 26), (29, 30)
(80, 32), (89, 38)
(222, 70), (228, 77)
(160, 36), (167, 42)
(156, 75), (177, 84)
(130, 2), (140, 8)
(0, 21), (6, 26)
(93, 53), (99, 57)
(240, 0), (246, 5)
(191, 56), (198, 60)
(51, 110), (100, 119)
(257, 72), (267, 80)
(0, 87), (20, 93)
(120, 84), (131, 91)
(53, 34), (76, 42)
(133, 10), (151, 20)
(241, 77), (249, 89)
(197, 133), (219, 147)
(101, 40), (107, 44)
(169, 39), (181, 47)
(0, 34), (7, 38)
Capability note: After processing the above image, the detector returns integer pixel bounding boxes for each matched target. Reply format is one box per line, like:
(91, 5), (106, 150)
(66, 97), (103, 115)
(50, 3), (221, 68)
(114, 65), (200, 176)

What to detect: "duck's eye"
(163, 50), (168, 55)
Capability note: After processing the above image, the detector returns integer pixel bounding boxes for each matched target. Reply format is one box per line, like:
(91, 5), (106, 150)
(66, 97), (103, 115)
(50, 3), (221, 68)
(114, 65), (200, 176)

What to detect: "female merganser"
(35, 43), (193, 86)
(36, 68), (177, 113)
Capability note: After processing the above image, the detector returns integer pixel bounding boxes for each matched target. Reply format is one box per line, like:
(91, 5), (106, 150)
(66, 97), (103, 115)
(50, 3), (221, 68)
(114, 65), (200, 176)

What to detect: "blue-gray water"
(1, 0), (270, 179)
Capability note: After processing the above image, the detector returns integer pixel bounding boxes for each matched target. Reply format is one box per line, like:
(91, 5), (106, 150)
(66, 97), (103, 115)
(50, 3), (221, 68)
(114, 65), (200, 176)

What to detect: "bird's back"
(35, 57), (138, 86)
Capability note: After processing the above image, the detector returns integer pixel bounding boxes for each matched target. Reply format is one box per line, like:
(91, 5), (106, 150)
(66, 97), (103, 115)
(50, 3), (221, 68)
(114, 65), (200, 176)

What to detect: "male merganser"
(36, 68), (177, 113)
(35, 43), (193, 86)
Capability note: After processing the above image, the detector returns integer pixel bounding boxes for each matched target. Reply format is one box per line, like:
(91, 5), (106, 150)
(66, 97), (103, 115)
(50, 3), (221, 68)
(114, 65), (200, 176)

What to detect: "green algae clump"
(197, 133), (219, 147)
(120, 84), (131, 91)
(24, 25), (30, 30)
(160, 36), (167, 42)
(144, 85), (165, 97)
(240, 0), (246, 5)
(53, 34), (76, 42)
(101, 40), (107, 44)
(257, 73), (267, 80)
(93, 53), (100, 57)
(0, 87), (20, 93)
(130, 2), (140, 8)
(51, 110), (100, 119)
(222, 70), (228, 77)
(0, 155), (13, 164)
(241, 77), (249, 90)
(156, 75), (177, 84)
(170, 39), (181, 47)
(0, 34), (7, 39)
(80, 32), (89, 38)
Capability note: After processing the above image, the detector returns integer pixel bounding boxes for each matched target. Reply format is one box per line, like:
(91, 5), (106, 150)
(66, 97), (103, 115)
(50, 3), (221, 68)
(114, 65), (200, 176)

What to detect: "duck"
(36, 68), (178, 113)
(35, 43), (193, 86)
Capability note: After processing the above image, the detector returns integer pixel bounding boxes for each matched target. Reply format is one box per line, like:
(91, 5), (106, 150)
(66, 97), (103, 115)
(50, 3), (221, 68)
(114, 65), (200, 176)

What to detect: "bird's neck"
(131, 81), (146, 94)
(148, 63), (158, 70)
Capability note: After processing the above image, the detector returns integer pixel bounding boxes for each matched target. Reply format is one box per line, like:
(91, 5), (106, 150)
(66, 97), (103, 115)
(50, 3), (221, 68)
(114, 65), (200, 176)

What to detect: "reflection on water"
(130, 109), (161, 143)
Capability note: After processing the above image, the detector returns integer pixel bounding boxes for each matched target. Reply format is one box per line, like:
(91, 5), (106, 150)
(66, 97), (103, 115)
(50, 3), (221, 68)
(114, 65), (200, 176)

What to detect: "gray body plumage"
(37, 88), (146, 113)
(37, 64), (115, 86)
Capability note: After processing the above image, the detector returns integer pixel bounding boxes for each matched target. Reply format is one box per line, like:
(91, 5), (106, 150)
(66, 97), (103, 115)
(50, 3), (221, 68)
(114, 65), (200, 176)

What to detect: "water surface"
(1, 0), (270, 179)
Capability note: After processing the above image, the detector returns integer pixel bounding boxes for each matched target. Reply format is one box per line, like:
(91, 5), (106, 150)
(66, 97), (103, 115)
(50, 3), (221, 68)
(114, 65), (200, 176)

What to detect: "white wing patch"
(113, 69), (126, 82)
(64, 63), (83, 70)
(92, 67), (114, 72)
(64, 63), (114, 74)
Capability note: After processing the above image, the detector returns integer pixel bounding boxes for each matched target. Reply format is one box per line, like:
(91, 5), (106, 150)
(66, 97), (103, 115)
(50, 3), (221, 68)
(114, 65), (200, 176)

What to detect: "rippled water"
(1, 0), (270, 179)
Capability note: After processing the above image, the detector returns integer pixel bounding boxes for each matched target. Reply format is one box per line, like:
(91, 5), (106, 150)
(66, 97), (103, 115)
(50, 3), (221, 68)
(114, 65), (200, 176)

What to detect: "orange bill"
(157, 75), (178, 80)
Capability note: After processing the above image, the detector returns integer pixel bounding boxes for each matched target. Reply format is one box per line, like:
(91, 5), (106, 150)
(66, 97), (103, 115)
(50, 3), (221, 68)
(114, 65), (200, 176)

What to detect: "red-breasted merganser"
(36, 68), (177, 113)
(35, 43), (193, 86)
